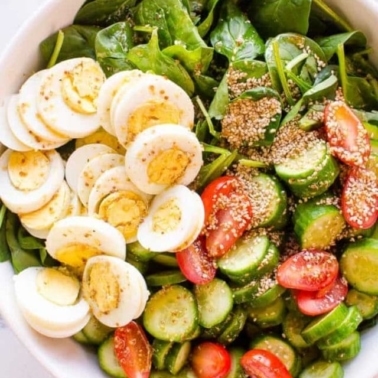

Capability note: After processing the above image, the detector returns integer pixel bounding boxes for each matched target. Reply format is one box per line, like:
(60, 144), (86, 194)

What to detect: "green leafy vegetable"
(0, 205), (10, 263)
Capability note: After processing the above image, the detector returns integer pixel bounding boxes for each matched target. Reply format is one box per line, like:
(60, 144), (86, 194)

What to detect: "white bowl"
(1, 0), (378, 377)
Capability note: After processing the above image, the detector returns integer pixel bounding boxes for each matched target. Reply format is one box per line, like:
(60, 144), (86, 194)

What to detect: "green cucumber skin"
(282, 311), (313, 349)
(320, 331), (361, 362)
(247, 295), (286, 328)
(98, 336), (127, 378)
(298, 359), (344, 378)
(346, 288), (378, 319)
(225, 347), (248, 378)
(341, 238), (378, 295)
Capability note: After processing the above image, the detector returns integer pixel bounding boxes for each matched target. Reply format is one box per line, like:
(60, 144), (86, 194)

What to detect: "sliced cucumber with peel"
(298, 359), (343, 378)
(98, 336), (127, 378)
(320, 331), (361, 362)
(345, 288), (378, 319)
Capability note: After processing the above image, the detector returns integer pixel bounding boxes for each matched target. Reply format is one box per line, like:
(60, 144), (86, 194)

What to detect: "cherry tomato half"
(294, 276), (349, 316)
(240, 348), (292, 378)
(201, 176), (253, 258)
(191, 341), (231, 378)
(176, 236), (217, 285)
(277, 250), (339, 291)
(114, 321), (152, 378)
(324, 101), (370, 167)
(341, 166), (378, 229)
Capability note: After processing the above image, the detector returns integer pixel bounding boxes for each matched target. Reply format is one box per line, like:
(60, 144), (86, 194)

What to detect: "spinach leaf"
(210, 0), (265, 62)
(127, 29), (195, 95)
(317, 31), (367, 61)
(246, 0), (312, 39)
(0, 205), (10, 263)
(95, 21), (135, 76)
(40, 25), (100, 65)
(302, 73), (338, 103)
(75, 0), (136, 26)
(197, 0), (222, 38)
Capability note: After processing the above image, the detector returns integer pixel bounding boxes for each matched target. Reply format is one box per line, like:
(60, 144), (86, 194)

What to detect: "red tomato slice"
(176, 236), (217, 284)
(277, 250), (339, 291)
(114, 321), (152, 378)
(294, 276), (349, 316)
(201, 176), (253, 258)
(240, 349), (292, 378)
(324, 101), (370, 167)
(341, 166), (378, 229)
(191, 342), (231, 378)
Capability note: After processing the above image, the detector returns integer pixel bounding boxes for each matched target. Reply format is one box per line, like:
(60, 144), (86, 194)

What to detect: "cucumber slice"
(250, 334), (301, 376)
(226, 347), (247, 378)
(165, 341), (191, 375)
(82, 315), (114, 345)
(275, 139), (327, 180)
(152, 252), (179, 267)
(340, 238), (378, 295)
(345, 288), (378, 319)
(301, 303), (349, 345)
(152, 339), (173, 370)
(217, 305), (248, 345)
(317, 306), (363, 349)
(320, 331), (361, 361)
(145, 269), (187, 286)
(299, 359), (344, 378)
(247, 295), (286, 328)
(282, 311), (312, 349)
(98, 336), (127, 378)
(194, 278), (234, 328)
(293, 199), (345, 250)
(72, 330), (91, 345)
(217, 235), (270, 283)
(143, 285), (198, 342)
(127, 240), (156, 261)
(230, 279), (259, 305)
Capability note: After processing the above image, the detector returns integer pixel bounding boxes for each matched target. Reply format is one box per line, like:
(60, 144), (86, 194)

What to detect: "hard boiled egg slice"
(87, 165), (151, 243)
(18, 70), (71, 144)
(37, 57), (106, 138)
(112, 74), (195, 147)
(0, 149), (65, 213)
(7, 94), (69, 150)
(82, 255), (149, 328)
(0, 101), (30, 151)
(14, 267), (90, 338)
(77, 152), (125, 208)
(97, 69), (146, 136)
(65, 143), (116, 192)
(45, 215), (126, 273)
(19, 180), (72, 230)
(125, 124), (203, 195)
(137, 184), (205, 252)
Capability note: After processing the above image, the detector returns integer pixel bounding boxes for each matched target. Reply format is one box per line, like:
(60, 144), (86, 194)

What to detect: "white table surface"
(0, 1), (54, 377)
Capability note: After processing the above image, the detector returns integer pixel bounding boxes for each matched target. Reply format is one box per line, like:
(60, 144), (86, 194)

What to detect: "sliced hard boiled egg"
(87, 165), (151, 243)
(77, 152), (125, 208)
(13, 267), (90, 338)
(112, 74), (195, 147)
(45, 215), (126, 272)
(82, 255), (149, 327)
(19, 180), (72, 230)
(125, 124), (203, 195)
(137, 184), (205, 252)
(18, 70), (71, 144)
(65, 143), (116, 192)
(0, 149), (65, 213)
(0, 101), (30, 151)
(37, 57), (105, 138)
(97, 69), (146, 136)
(7, 94), (69, 150)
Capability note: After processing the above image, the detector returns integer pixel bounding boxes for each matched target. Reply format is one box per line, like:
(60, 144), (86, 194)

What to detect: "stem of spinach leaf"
(336, 43), (348, 102)
(312, 0), (353, 32)
(47, 30), (65, 68)
(272, 40), (294, 106)
(195, 96), (221, 139)
(0, 204), (6, 229)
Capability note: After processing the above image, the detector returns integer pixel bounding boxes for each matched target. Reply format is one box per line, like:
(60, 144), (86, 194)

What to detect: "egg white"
(112, 74), (195, 147)
(82, 255), (149, 328)
(37, 57), (105, 138)
(125, 124), (203, 195)
(137, 184), (205, 252)
(18, 70), (70, 144)
(0, 148), (65, 213)
(77, 152), (125, 208)
(65, 143), (117, 192)
(13, 267), (90, 339)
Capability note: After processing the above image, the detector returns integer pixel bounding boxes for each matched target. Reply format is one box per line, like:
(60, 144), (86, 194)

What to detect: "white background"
(0, 1), (54, 377)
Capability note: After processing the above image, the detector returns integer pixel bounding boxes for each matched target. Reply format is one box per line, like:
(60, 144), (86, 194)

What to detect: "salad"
(1, 0), (378, 377)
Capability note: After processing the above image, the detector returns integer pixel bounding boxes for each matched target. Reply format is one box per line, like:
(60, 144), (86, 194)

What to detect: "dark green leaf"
(302, 73), (338, 103)
(197, 0), (221, 37)
(0, 206), (10, 263)
(17, 227), (45, 250)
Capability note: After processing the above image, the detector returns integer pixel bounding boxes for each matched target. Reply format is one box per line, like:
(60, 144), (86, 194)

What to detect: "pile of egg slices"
(0, 57), (206, 338)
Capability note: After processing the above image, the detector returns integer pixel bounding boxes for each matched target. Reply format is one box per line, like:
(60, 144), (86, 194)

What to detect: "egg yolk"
(98, 191), (148, 240)
(8, 150), (50, 191)
(83, 261), (120, 314)
(147, 148), (189, 185)
(127, 100), (181, 143)
(54, 243), (103, 272)
(61, 61), (104, 114)
(152, 198), (182, 233)
(36, 268), (80, 306)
